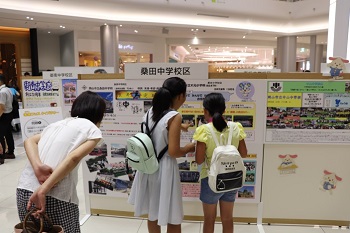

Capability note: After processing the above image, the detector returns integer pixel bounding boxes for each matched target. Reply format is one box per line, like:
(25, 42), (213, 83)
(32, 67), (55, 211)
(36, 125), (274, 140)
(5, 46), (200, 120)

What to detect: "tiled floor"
(1, 132), (349, 232)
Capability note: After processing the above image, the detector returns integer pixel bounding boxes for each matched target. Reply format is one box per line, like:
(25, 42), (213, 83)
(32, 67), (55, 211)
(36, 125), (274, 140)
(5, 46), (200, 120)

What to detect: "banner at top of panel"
(125, 63), (208, 80)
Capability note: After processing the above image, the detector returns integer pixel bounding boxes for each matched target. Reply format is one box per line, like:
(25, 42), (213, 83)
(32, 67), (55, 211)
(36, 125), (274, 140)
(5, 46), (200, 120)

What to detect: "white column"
(100, 25), (120, 73)
(315, 44), (324, 72)
(327, 0), (350, 61)
(309, 35), (317, 72)
(276, 36), (297, 72)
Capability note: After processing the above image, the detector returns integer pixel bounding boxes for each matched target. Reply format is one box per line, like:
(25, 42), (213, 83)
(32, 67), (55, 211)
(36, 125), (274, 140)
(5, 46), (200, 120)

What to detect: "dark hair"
(71, 91), (106, 125)
(203, 93), (227, 132)
(152, 77), (187, 121)
(0, 74), (5, 84)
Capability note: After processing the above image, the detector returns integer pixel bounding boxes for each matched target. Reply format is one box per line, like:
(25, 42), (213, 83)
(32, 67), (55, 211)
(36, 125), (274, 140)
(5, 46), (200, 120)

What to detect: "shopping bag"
(14, 208), (64, 233)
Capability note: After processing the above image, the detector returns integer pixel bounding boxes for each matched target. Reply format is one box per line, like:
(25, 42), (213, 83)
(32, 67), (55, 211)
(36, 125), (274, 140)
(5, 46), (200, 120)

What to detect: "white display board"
(18, 107), (63, 141)
(79, 78), (266, 204)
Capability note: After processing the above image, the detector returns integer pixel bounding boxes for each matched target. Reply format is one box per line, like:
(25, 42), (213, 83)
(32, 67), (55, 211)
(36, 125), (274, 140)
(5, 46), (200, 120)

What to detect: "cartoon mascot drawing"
(327, 57), (349, 80)
(320, 170), (342, 194)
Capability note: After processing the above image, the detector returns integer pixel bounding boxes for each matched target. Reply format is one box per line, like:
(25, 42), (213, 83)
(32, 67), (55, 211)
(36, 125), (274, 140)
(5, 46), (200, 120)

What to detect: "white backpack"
(126, 110), (170, 174)
(206, 122), (246, 193)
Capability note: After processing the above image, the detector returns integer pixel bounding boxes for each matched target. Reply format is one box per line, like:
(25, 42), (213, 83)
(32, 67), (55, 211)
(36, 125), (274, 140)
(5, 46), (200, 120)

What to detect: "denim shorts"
(200, 177), (237, 204)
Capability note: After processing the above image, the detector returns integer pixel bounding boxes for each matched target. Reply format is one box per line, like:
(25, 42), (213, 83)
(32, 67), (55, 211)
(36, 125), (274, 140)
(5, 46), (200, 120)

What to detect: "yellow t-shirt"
(192, 122), (246, 179)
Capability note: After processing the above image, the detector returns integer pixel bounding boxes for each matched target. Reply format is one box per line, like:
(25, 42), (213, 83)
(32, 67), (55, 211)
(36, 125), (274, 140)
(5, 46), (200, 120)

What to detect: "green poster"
(268, 81), (345, 93)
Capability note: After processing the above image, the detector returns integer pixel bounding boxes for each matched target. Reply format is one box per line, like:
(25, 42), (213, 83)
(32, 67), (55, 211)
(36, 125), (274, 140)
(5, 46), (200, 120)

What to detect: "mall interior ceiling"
(0, 0), (330, 65)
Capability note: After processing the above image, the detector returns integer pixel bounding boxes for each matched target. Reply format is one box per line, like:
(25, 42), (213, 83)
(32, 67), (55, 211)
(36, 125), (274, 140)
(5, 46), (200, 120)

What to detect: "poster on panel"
(265, 80), (350, 144)
(79, 78), (265, 204)
(22, 79), (62, 108)
(18, 107), (63, 141)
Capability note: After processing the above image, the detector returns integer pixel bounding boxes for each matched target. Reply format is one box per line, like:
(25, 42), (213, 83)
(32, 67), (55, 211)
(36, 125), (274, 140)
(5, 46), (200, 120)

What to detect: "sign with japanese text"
(266, 80), (350, 144)
(22, 79), (62, 108)
(18, 107), (63, 141)
(124, 63), (208, 80)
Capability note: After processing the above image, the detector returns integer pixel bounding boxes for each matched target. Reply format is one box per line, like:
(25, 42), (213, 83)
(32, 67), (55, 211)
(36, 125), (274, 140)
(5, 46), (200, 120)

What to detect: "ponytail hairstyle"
(152, 77), (187, 121)
(203, 93), (227, 132)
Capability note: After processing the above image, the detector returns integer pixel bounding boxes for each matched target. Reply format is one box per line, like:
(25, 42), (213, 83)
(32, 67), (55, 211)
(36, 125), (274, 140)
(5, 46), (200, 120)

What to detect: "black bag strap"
(141, 109), (173, 161)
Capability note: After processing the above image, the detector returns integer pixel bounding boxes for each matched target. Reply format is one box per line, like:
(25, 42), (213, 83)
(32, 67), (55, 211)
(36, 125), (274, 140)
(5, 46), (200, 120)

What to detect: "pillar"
(276, 36), (297, 72)
(315, 44), (324, 72)
(309, 35), (317, 72)
(100, 25), (119, 73)
(327, 0), (350, 61)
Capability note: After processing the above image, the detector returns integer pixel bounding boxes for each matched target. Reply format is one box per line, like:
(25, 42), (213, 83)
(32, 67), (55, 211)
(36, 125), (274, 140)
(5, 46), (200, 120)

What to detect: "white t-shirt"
(0, 84), (13, 113)
(18, 117), (102, 204)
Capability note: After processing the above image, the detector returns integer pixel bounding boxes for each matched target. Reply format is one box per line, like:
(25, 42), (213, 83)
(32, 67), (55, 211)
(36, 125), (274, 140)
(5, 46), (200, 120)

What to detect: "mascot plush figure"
(327, 57), (349, 79)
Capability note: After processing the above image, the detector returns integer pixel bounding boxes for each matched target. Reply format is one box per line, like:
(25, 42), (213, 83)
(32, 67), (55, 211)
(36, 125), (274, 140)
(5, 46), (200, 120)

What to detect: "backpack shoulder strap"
(227, 121), (237, 146)
(206, 123), (220, 147)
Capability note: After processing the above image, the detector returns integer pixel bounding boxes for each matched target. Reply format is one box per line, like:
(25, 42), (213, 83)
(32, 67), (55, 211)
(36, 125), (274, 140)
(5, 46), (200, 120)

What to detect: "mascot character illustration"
(327, 57), (349, 80)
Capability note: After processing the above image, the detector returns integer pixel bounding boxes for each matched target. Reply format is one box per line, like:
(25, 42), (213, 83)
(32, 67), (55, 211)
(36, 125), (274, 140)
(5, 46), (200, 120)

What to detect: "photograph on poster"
(144, 100), (152, 113)
(180, 171), (200, 183)
(237, 186), (255, 199)
(196, 115), (206, 127)
(245, 173), (255, 185)
(233, 115), (254, 128)
(88, 181), (107, 195)
(223, 115), (232, 122)
(96, 92), (113, 113)
(182, 115), (195, 127)
(111, 143), (127, 158)
(244, 161), (256, 172)
(62, 79), (77, 105)
(86, 155), (108, 172)
(89, 142), (107, 156)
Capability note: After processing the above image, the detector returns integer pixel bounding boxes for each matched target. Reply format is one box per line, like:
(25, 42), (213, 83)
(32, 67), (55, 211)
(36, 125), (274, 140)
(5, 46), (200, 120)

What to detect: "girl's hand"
(34, 164), (53, 184)
(27, 189), (46, 216)
(181, 123), (191, 132)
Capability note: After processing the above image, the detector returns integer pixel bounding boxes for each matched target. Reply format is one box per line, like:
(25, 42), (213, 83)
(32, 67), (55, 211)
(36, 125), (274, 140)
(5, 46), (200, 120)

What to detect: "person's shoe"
(4, 152), (15, 159)
(0, 155), (4, 165)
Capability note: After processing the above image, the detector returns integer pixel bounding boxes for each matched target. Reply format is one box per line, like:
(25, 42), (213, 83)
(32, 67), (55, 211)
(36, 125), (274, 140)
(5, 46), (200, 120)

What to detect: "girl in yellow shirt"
(193, 93), (247, 233)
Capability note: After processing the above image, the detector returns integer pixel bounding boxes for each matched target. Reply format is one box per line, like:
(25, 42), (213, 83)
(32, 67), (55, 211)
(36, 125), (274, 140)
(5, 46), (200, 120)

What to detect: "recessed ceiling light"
(134, 30), (138, 33)
(243, 35), (246, 38)
(119, 25), (123, 27)
(48, 31), (51, 34)
(26, 17), (30, 19)
(104, 23), (107, 25)
(30, 18), (33, 20)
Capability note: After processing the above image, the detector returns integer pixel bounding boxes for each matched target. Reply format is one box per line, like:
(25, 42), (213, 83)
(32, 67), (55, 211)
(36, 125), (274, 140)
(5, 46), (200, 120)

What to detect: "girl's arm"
(168, 114), (195, 158)
(194, 141), (206, 165)
(27, 138), (100, 214)
(238, 139), (248, 158)
(24, 134), (53, 184)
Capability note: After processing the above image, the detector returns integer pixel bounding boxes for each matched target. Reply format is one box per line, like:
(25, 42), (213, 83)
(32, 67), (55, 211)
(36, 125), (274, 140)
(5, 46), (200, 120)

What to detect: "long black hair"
(152, 77), (187, 121)
(203, 92), (227, 132)
(71, 91), (106, 125)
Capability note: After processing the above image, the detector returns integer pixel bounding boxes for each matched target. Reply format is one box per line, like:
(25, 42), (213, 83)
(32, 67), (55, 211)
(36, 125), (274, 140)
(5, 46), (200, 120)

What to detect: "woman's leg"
(167, 223), (181, 233)
(147, 219), (161, 233)
(202, 202), (217, 233)
(219, 200), (234, 233)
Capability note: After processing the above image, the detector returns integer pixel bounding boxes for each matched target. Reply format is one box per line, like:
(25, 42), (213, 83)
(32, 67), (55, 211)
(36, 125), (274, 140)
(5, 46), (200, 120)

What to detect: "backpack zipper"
(133, 135), (150, 158)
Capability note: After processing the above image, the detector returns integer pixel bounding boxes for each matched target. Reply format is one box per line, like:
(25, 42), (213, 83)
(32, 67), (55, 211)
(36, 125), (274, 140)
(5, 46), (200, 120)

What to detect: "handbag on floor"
(14, 208), (64, 233)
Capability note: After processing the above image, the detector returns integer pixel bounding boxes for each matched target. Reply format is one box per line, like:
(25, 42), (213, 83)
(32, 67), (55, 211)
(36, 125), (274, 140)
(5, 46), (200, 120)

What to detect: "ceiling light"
(243, 35), (246, 38)
(30, 18), (34, 20)
(48, 31), (51, 34)
(134, 30), (138, 33)
(193, 36), (199, 44)
(26, 17), (30, 19)
(104, 23), (107, 25)
(119, 25), (122, 27)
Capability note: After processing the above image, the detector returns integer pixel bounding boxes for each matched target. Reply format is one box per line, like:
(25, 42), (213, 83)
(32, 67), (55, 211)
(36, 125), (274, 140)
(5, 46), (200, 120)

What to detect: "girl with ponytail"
(129, 77), (195, 233)
(193, 92), (247, 233)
